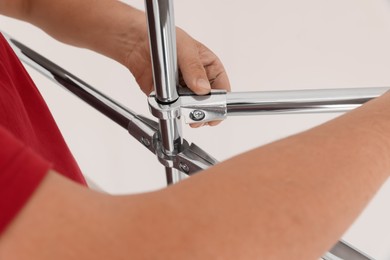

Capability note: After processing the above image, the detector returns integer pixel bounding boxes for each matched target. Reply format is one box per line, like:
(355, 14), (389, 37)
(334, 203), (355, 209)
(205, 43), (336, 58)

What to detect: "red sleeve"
(0, 126), (51, 235)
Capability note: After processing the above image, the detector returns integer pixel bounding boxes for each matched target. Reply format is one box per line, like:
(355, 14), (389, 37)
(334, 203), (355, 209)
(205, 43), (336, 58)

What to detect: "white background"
(1, 0), (390, 258)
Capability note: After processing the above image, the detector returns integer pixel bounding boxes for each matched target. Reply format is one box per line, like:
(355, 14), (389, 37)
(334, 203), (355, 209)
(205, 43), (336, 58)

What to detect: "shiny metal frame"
(1, 0), (383, 258)
(145, 0), (184, 184)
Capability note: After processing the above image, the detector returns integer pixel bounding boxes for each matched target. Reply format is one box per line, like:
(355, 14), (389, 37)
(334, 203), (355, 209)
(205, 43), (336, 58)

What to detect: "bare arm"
(1, 91), (390, 259)
(0, 0), (143, 64)
(1, 0), (389, 259)
(0, 0), (230, 96)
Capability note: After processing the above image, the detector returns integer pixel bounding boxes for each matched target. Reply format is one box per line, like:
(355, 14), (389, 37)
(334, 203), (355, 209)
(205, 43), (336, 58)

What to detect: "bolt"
(190, 110), (205, 121)
(141, 137), (150, 147)
(179, 162), (190, 173)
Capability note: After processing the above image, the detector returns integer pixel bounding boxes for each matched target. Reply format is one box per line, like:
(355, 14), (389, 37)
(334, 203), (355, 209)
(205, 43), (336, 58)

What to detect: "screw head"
(141, 137), (150, 147)
(179, 162), (190, 173)
(190, 110), (205, 121)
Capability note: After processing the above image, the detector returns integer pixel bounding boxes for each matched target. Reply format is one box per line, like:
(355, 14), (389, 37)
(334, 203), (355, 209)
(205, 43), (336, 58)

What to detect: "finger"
(190, 122), (205, 128)
(208, 120), (222, 126)
(210, 71), (231, 92)
(177, 38), (211, 95)
(204, 60), (231, 92)
(203, 61), (230, 127)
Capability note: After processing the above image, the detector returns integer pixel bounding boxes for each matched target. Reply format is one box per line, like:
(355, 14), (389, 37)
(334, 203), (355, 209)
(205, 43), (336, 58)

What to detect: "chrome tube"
(145, 0), (179, 103)
(327, 240), (374, 260)
(145, 0), (183, 184)
(4, 33), (137, 129)
(227, 87), (389, 116)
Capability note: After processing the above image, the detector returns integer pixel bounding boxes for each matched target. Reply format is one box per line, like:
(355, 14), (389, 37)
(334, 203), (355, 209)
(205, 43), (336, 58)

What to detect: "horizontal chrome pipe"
(227, 87), (390, 116)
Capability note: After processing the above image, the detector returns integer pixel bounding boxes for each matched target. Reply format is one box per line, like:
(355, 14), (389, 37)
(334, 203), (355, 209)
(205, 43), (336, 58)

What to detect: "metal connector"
(148, 89), (228, 124)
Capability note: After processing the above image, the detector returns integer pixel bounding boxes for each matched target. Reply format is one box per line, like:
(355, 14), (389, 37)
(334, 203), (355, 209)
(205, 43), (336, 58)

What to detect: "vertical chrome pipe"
(145, 0), (183, 184)
(145, 0), (179, 103)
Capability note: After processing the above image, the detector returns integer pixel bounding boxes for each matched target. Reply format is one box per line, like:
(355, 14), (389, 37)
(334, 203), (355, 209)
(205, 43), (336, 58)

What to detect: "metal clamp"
(148, 89), (228, 124)
(127, 113), (218, 175)
(154, 139), (219, 175)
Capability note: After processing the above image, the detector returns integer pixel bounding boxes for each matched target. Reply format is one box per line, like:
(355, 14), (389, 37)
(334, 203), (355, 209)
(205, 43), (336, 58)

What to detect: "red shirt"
(0, 33), (86, 235)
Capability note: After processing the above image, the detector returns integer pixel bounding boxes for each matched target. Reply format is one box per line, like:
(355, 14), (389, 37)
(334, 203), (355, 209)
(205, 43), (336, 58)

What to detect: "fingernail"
(197, 79), (211, 93)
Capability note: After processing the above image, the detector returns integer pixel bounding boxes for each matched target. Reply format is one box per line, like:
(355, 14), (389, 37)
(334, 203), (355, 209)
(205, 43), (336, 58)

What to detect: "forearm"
(0, 0), (145, 66)
(0, 0), (231, 96)
(2, 93), (390, 259)
(158, 92), (390, 259)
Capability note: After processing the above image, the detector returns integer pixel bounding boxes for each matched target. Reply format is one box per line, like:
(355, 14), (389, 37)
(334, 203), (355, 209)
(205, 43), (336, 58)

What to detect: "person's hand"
(1, 0), (229, 126)
(125, 27), (231, 127)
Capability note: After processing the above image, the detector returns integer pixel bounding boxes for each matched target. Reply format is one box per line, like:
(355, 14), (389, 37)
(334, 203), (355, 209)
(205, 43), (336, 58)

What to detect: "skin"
(0, 0), (389, 259)
(0, 0), (229, 129)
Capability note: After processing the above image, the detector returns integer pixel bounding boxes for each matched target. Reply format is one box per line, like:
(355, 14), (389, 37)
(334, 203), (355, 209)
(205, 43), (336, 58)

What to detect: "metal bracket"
(127, 113), (218, 175)
(148, 89), (227, 124)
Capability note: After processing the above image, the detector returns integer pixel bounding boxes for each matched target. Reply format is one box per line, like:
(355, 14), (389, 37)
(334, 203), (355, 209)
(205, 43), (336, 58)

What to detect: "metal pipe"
(145, 0), (179, 103)
(4, 33), (136, 130)
(226, 87), (389, 116)
(328, 240), (374, 260)
(145, 0), (183, 184)
(6, 30), (186, 182)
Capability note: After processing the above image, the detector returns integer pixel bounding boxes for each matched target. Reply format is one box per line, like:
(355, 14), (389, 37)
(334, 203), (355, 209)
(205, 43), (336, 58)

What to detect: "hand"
(1, 1), (230, 125)
(125, 28), (231, 126)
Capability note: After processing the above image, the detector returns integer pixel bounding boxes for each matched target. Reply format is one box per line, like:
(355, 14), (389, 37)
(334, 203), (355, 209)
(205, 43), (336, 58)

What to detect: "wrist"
(19, 0), (148, 69)
(82, 4), (148, 68)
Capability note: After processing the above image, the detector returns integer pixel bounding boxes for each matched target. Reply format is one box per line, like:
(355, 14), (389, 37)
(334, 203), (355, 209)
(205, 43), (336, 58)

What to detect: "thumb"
(177, 38), (211, 95)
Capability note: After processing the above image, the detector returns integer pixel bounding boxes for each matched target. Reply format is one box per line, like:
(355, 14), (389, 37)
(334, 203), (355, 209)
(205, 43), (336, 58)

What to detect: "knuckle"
(186, 60), (205, 73)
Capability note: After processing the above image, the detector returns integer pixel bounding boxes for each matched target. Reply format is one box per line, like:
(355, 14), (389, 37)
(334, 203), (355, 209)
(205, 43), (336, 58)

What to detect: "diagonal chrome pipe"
(3, 32), (138, 130)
